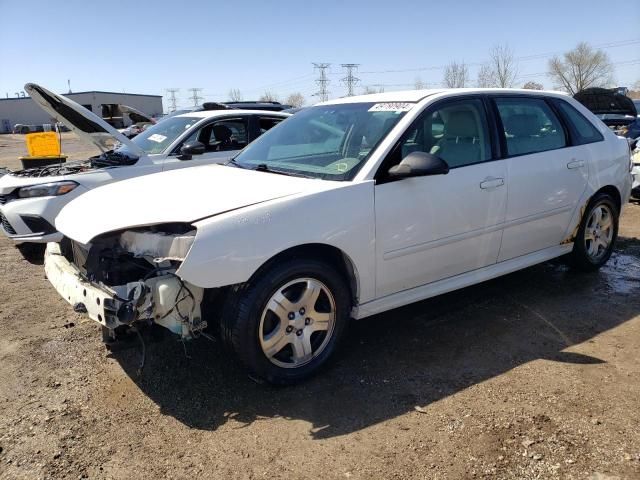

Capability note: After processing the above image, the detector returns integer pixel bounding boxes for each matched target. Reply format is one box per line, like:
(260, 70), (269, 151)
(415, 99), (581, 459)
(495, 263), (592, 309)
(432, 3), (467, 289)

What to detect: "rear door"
(492, 96), (589, 261)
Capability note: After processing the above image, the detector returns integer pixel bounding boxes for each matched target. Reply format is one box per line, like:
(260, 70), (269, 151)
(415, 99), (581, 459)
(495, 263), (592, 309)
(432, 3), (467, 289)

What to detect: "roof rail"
(224, 100), (282, 105)
(201, 102), (233, 110)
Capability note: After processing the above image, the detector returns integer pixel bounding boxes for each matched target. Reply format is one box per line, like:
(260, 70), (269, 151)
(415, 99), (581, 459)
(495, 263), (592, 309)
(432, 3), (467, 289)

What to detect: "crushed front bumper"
(44, 242), (206, 337)
(44, 243), (121, 327)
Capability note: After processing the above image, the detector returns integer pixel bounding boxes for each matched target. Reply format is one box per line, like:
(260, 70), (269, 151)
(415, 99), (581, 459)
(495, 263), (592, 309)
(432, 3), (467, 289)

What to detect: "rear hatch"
(574, 88), (638, 130)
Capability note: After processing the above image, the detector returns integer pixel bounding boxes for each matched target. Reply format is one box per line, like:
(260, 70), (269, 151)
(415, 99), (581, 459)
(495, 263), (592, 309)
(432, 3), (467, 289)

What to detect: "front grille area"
(0, 211), (16, 235)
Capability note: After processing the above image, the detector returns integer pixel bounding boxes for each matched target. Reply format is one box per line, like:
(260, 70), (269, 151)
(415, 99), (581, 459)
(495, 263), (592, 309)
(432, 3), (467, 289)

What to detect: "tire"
(220, 258), (351, 385)
(569, 192), (619, 271)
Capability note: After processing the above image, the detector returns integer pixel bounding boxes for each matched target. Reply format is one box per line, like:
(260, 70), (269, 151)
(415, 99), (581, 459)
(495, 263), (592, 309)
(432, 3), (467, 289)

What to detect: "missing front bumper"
(44, 243), (205, 337)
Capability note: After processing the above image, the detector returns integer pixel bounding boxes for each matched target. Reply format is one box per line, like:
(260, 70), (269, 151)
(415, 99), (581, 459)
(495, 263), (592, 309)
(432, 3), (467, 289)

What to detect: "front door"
(163, 117), (250, 170)
(374, 97), (507, 298)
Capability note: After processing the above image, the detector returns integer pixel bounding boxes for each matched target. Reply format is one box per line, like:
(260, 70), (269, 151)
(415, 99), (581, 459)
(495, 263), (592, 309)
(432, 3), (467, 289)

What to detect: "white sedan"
(46, 88), (632, 384)
(0, 83), (288, 256)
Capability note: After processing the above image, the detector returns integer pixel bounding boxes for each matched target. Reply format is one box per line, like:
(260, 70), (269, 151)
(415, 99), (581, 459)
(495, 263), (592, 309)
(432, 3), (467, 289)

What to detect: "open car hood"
(24, 83), (146, 157)
(55, 164), (334, 244)
(120, 104), (155, 124)
(574, 88), (637, 117)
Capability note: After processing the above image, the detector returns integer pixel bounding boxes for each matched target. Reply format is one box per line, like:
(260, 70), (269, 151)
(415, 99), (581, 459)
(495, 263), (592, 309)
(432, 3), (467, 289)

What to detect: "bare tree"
(547, 42), (614, 95)
(476, 64), (497, 88)
(362, 85), (384, 94)
(489, 44), (518, 88)
(522, 81), (544, 90)
(285, 92), (305, 108)
(443, 61), (468, 88)
(259, 90), (279, 102)
(228, 88), (243, 102)
(414, 77), (425, 90)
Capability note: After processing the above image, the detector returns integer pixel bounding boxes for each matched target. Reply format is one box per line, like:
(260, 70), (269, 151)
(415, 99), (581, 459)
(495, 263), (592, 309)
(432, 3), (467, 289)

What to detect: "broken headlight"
(18, 180), (79, 198)
(119, 226), (196, 262)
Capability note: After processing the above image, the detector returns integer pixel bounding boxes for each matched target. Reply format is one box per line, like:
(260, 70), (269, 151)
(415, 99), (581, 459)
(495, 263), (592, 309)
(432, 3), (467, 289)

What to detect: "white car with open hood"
(0, 83), (289, 256)
(45, 88), (632, 384)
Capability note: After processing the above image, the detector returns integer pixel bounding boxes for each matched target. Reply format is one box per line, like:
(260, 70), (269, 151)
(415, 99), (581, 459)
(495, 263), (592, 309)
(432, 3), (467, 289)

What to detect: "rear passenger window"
(495, 98), (566, 156)
(553, 100), (604, 145)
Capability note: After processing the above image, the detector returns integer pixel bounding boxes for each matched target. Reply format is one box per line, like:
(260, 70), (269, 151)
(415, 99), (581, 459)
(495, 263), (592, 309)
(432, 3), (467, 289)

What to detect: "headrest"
(445, 110), (478, 137)
(212, 124), (232, 141)
(504, 114), (539, 137)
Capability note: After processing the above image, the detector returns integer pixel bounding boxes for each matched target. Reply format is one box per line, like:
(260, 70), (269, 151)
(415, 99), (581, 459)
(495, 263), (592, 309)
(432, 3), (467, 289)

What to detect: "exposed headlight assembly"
(119, 228), (196, 262)
(18, 181), (79, 199)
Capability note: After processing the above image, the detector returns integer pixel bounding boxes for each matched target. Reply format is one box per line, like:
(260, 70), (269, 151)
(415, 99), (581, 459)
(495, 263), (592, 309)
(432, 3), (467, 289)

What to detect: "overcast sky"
(1, 0), (638, 110)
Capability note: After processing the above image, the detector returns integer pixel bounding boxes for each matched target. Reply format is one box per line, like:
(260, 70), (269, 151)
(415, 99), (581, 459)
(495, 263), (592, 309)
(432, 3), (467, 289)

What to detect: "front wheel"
(569, 193), (619, 271)
(220, 258), (351, 385)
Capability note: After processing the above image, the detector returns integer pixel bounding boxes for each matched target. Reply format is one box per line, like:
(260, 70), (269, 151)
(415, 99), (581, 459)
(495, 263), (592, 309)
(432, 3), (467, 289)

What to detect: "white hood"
(24, 83), (146, 157)
(56, 164), (332, 244)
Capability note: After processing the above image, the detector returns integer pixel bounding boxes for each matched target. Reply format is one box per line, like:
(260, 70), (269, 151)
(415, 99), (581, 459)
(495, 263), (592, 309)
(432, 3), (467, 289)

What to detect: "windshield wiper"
(254, 164), (314, 178)
(226, 157), (249, 169)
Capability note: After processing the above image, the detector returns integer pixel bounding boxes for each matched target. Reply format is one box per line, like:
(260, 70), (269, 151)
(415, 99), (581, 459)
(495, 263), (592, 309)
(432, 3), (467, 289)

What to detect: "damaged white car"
(0, 83), (288, 258)
(46, 89), (632, 384)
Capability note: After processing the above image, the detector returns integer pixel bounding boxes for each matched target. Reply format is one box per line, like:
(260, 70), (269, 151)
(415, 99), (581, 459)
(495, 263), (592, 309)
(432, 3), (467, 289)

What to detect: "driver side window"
(180, 118), (248, 154)
(384, 98), (491, 177)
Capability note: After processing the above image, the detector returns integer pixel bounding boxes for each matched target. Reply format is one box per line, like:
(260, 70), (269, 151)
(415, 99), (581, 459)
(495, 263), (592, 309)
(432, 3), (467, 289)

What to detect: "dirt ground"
(0, 134), (639, 480)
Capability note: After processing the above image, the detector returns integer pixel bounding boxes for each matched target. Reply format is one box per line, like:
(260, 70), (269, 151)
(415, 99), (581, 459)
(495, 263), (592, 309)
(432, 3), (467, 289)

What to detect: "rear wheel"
(221, 258), (351, 384)
(569, 193), (618, 271)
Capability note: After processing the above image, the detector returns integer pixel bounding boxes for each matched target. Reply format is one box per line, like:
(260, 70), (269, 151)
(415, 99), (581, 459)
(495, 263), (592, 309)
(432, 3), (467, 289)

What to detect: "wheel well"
(252, 244), (359, 304)
(595, 185), (621, 212)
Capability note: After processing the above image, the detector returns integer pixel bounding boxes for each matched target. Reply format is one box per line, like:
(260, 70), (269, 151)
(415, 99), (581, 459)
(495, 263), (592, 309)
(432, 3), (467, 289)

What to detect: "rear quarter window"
(553, 100), (604, 145)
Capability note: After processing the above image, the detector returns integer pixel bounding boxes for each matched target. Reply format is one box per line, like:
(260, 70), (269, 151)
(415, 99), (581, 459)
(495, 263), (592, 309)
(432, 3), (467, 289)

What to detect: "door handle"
(567, 160), (585, 169)
(480, 177), (505, 189)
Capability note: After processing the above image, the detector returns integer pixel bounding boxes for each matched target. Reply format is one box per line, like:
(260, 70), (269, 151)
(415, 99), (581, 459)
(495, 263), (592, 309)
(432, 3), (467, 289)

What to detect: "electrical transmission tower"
(312, 63), (331, 102)
(341, 64), (360, 97)
(166, 88), (179, 112)
(187, 88), (204, 107)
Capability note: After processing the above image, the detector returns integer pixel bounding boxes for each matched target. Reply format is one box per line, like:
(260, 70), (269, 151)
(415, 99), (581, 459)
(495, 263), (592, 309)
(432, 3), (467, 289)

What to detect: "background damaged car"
(45, 88), (632, 384)
(0, 83), (289, 258)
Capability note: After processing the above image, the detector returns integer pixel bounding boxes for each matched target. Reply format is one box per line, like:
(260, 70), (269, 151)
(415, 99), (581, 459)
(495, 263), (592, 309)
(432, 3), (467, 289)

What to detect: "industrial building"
(0, 91), (164, 133)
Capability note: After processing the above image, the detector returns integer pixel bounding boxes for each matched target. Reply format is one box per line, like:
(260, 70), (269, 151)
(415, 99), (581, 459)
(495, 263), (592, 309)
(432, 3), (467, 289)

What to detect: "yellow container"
(25, 132), (61, 157)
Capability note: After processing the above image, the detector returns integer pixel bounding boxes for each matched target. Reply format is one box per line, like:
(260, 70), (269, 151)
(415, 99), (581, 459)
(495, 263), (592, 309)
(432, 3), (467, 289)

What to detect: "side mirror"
(388, 151), (449, 179)
(179, 141), (206, 160)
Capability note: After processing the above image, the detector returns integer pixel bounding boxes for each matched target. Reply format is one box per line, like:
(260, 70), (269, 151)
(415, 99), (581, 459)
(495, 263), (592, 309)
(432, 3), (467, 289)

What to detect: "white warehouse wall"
(0, 92), (163, 133)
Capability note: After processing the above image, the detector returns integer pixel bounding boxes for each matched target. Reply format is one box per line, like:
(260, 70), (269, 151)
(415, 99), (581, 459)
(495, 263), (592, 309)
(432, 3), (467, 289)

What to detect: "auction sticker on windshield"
(368, 102), (415, 113)
(148, 134), (167, 143)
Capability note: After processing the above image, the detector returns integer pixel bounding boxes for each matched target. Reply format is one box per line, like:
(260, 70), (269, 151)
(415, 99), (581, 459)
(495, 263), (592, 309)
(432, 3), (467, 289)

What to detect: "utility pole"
(166, 88), (179, 112)
(341, 64), (360, 97)
(187, 88), (204, 107)
(312, 63), (331, 102)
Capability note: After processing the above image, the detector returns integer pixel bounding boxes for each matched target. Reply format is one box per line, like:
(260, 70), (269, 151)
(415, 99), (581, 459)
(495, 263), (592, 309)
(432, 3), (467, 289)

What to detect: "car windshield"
(232, 102), (413, 180)
(117, 116), (201, 154)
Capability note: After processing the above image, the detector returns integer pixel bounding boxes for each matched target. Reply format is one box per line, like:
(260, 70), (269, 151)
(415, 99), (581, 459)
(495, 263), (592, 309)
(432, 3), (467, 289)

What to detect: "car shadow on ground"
(110, 239), (640, 439)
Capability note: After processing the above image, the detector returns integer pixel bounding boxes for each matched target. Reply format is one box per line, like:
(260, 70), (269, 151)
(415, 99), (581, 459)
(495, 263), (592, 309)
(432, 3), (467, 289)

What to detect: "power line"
(341, 64), (360, 96)
(352, 39), (640, 75)
(312, 63), (331, 102)
(165, 88), (179, 112)
(187, 88), (204, 107)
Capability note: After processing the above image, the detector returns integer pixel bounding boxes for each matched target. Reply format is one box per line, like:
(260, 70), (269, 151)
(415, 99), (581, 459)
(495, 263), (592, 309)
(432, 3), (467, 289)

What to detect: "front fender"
(176, 180), (377, 303)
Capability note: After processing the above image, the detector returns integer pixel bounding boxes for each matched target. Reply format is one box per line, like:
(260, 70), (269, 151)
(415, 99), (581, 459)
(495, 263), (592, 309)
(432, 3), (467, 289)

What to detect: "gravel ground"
(0, 134), (639, 479)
